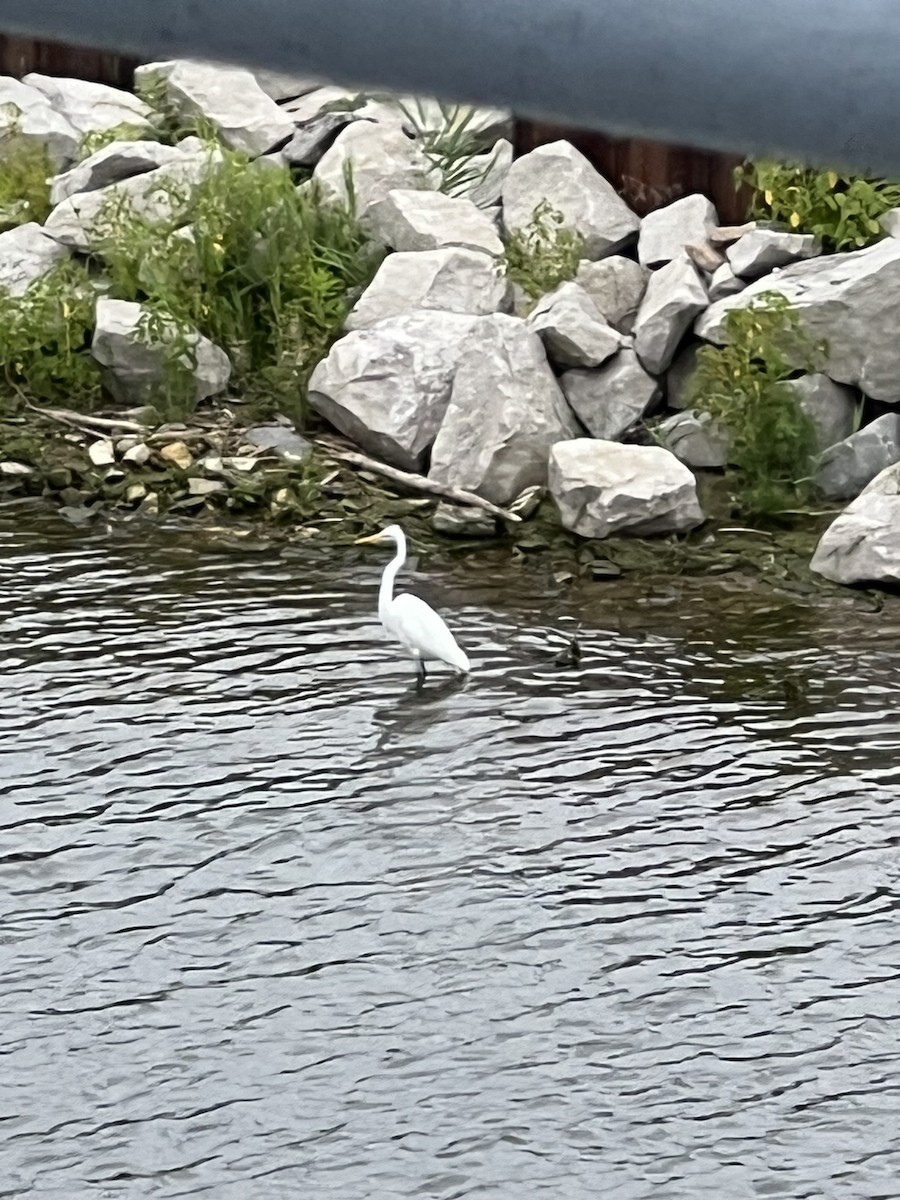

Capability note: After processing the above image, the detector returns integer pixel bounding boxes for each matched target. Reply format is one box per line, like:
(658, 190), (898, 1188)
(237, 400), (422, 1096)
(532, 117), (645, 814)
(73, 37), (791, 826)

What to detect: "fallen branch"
(26, 402), (147, 434)
(315, 438), (522, 523)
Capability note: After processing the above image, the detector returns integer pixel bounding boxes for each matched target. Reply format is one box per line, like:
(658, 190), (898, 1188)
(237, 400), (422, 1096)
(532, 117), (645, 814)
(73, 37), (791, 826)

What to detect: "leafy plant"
(0, 106), (52, 230)
(689, 293), (826, 516)
(739, 160), (900, 252)
(78, 123), (161, 160)
(91, 146), (380, 422)
(502, 200), (585, 302)
(395, 98), (503, 202)
(0, 260), (102, 413)
(132, 301), (201, 421)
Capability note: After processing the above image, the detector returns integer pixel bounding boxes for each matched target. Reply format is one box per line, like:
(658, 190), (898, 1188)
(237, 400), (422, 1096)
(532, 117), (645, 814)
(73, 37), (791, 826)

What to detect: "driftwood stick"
(316, 439), (522, 523)
(26, 402), (147, 434)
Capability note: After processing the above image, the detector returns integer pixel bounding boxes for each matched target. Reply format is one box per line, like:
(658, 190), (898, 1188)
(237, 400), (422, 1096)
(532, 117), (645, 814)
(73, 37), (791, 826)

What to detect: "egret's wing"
(388, 593), (469, 670)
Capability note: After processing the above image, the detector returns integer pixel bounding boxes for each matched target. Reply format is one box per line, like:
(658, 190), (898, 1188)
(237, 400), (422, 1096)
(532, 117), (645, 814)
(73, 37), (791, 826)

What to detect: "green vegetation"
(502, 200), (585, 303)
(90, 146), (381, 421)
(0, 109), (52, 230)
(0, 260), (102, 414)
(78, 124), (161, 160)
(689, 293), (826, 517)
(395, 98), (503, 201)
(740, 161), (900, 252)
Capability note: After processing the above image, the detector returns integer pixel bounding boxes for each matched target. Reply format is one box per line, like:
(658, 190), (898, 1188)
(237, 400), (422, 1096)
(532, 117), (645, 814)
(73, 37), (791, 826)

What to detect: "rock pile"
(4, 58), (900, 582)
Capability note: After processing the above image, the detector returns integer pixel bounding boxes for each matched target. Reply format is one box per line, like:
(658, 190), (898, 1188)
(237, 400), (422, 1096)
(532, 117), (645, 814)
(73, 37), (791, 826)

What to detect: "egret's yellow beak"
(355, 532), (384, 545)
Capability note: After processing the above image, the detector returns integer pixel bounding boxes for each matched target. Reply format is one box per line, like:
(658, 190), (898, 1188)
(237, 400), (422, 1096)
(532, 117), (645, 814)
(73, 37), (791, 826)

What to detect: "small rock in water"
(88, 439), (116, 466)
(0, 460), (33, 476)
(123, 442), (151, 465)
(508, 484), (545, 519)
(432, 503), (497, 537)
(160, 441), (194, 470)
(139, 491), (159, 516)
(126, 483), (147, 503)
(221, 456), (258, 472)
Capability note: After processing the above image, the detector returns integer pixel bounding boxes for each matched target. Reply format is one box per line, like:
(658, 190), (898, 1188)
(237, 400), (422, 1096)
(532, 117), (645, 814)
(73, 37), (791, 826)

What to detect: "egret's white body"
(356, 524), (470, 678)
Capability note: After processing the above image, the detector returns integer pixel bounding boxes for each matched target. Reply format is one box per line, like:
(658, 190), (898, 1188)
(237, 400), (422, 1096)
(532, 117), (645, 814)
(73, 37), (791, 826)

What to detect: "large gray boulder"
(575, 256), (649, 333)
(656, 410), (729, 469)
(726, 228), (821, 279)
(90, 297), (231, 405)
(527, 281), (624, 368)
(458, 139), (513, 209)
(638, 194), (718, 268)
(44, 146), (222, 252)
(810, 461), (900, 585)
(634, 257), (708, 375)
(429, 314), (580, 505)
(0, 223), (69, 297)
(814, 413), (900, 500)
(501, 141), (640, 260)
(696, 237), (900, 402)
(560, 349), (660, 440)
(364, 188), (502, 254)
(308, 311), (478, 471)
(549, 439), (705, 538)
(313, 122), (435, 219)
(22, 73), (154, 139)
(135, 60), (294, 156)
(0, 75), (79, 167)
(346, 247), (510, 330)
(251, 70), (321, 103)
(49, 140), (186, 205)
(791, 373), (858, 452)
(665, 342), (701, 410)
(708, 261), (747, 303)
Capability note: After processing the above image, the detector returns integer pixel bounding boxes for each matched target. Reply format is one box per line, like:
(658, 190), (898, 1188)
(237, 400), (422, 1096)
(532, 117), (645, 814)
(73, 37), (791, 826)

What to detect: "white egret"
(355, 524), (470, 680)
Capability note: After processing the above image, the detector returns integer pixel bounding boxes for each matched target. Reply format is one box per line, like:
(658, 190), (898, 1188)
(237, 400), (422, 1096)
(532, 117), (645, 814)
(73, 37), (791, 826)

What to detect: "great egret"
(355, 524), (470, 680)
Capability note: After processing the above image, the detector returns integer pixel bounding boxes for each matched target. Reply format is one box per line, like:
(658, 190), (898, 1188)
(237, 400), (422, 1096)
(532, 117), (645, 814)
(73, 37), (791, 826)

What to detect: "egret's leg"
(416, 659), (426, 684)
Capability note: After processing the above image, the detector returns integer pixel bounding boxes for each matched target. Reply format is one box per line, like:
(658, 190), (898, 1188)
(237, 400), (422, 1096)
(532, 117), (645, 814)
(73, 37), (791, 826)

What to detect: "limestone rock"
(313, 122), (435, 219)
(575, 255), (649, 333)
(429, 314), (580, 505)
(244, 425), (313, 461)
(252, 71), (321, 103)
(726, 228), (822, 279)
(90, 297), (231, 406)
(22, 73), (153, 139)
(634, 257), (708, 374)
(50, 140), (185, 205)
(791, 373), (858, 452)
(432, 503), (497, 537)
(365, 188), (503, 254)
(527, 282), (624, 368)
(814, 413), (900, 501)
(0, 222), (68, 297)
(697, 238), (900, 402)
(280, 111), (359, 168)
(308, 311), (478, 471)
(135, 60), (293, 156)
(0, 76), (80, 167)
(502, 141), (640, 260)
(708, 261), (747, 302)
(656, 410), (729, 469)
(638, 194), (718, 268)
(561, 349), (660, 440)
(549, 439), (705, 538)
(810, 461), (900, 585)
(44, 147), (222, 252)
(346, 247), (510, 330)
(458, 139), (513, 209)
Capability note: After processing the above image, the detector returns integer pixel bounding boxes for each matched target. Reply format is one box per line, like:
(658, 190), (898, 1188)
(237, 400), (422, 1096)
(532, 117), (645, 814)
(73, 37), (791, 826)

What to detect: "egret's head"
(355, 524), (403, 547)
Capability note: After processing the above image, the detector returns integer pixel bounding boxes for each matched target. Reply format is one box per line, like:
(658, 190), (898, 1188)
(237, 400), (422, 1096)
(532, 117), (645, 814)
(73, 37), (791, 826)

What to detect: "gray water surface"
(2, 511), (900, 1199)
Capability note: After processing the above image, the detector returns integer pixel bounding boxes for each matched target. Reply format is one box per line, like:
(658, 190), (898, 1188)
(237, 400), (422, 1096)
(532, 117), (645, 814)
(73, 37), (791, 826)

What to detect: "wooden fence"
(1, 35), (749, 222)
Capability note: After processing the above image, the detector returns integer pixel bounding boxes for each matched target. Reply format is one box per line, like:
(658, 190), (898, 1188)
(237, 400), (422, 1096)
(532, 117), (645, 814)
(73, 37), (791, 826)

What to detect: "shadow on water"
(2, 509), (900, 1199)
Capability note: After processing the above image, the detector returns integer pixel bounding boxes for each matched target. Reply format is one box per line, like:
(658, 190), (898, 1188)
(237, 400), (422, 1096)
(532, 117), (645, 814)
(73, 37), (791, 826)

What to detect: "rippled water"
(3, 507), (900, 1199)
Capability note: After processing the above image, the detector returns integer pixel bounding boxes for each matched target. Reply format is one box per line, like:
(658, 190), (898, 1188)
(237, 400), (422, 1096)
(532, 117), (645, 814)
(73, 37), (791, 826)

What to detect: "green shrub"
(689, 293), (826, 516)
(739, 161), (900, 252)
(91, 147), (381, 422)
(502, 200), (584, 303)
(395, 98), (503, 201)
(78, 124), (161, 160)
(0, 260), (103, 413)
(0, 109), (52, 230)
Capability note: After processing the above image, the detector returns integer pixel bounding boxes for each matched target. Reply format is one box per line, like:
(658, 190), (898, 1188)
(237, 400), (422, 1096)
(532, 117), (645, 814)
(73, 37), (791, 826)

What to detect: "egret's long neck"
(378, 530), (406, 620)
